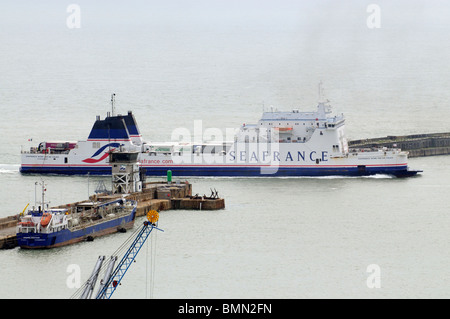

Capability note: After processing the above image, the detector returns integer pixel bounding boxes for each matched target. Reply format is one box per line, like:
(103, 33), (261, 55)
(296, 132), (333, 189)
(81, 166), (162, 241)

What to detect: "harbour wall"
(348, 132), (450, 157)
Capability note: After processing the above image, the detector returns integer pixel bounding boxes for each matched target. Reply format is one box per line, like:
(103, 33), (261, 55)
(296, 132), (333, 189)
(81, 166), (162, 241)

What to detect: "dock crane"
(73, 210), (163, 299)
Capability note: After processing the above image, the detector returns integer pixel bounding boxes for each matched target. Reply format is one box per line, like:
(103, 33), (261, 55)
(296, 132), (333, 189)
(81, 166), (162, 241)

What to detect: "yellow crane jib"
(20, 203), (30, 216)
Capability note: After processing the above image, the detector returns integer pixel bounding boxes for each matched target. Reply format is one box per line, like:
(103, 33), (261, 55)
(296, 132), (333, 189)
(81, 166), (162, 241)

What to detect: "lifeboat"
(40, 213), (52, 227)
(274, 127), (293, 132)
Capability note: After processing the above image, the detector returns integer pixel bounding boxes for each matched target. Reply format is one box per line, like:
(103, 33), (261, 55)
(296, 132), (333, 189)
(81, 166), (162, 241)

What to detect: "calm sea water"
(1, 0), (450, 298)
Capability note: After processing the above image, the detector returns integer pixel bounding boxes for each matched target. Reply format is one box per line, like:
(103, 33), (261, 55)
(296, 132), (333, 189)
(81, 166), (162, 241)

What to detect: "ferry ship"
(16, 184), (137, 249)
(20, 91), (421, 177)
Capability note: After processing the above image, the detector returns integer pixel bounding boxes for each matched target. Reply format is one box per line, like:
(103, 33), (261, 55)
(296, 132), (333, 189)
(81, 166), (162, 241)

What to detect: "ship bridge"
(236, 101), (346, 146)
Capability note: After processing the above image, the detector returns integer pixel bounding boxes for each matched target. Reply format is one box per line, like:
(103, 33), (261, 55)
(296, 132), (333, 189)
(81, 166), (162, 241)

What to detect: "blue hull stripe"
(20, 165), (413, 177)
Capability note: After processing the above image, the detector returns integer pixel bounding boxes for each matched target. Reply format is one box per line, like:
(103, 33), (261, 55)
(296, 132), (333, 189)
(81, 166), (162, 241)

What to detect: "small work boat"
(16, 183), (137, 249)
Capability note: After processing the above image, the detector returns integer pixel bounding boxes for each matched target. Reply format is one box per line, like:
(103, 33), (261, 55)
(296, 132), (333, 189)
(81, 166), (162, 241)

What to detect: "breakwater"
(348, 132), (450, 157)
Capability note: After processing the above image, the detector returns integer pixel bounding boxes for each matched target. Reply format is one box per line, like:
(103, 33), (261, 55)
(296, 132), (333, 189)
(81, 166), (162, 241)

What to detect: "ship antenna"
(38, 180), (49, 211)
(34, 181), (38, 211)
(111, 93), (116, 116)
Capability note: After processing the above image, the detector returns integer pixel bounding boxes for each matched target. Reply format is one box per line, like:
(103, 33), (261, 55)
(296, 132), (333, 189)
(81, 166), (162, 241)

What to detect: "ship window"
(316, 159), (320, 164)
(64, 157), (68, 163)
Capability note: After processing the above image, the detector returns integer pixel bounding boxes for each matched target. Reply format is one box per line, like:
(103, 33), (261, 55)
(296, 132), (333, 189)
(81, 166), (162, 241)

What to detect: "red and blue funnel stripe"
(82, 143), (121, 163)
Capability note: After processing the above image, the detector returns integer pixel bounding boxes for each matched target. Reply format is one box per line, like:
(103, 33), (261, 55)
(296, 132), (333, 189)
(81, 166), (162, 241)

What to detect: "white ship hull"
(20, 94), (421, 178)
(20, 148), (411, 177)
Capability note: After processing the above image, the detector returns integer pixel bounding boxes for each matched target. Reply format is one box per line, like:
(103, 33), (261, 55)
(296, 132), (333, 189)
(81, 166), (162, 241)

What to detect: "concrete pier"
(0, 180), (224, 249)
(0, 216), (18, 249)
(93, 181), (225, 216)
(348, 132), (450, 157)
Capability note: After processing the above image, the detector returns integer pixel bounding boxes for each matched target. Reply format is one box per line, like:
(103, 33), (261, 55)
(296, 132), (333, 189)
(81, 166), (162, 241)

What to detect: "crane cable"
(71, 212), (160, 299)
(150, 225), (158, 299)
(146, 227), (149, 299)
(146, 222), (158, 299)
(70, 221), (146, 299)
